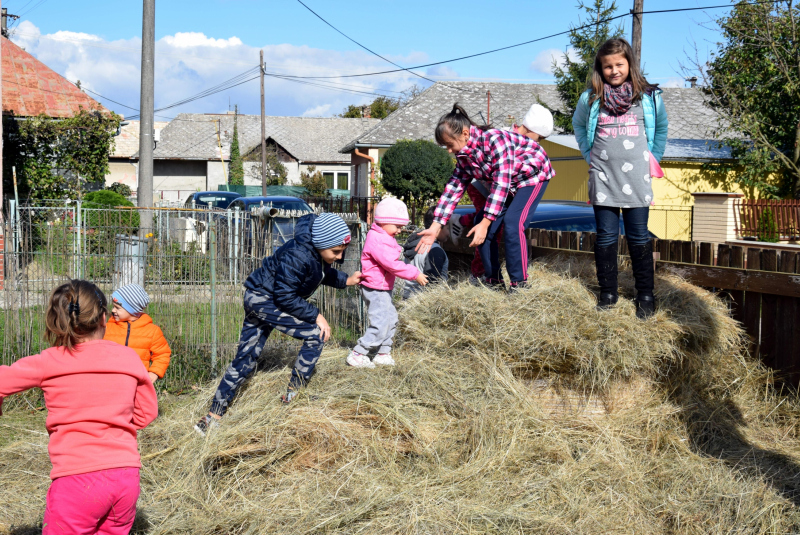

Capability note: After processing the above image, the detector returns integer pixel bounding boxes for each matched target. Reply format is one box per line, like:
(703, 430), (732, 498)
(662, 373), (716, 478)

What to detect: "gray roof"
(547, 135), (733, 161)
(341, 82), (726, 152)
(149, 114), (380, 162)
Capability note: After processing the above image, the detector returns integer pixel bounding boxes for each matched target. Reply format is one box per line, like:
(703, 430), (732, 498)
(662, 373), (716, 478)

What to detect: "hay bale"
(3, 259), (800, 534)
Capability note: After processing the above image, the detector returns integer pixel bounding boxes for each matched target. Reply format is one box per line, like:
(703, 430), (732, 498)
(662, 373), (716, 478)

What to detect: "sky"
(4, 0), (728, 120)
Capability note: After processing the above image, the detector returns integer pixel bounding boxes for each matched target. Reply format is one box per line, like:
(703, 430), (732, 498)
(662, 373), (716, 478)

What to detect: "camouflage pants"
(210, 291), (323, 416)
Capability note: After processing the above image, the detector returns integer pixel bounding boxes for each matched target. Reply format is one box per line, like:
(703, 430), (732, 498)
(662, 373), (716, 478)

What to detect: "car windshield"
(194, 195), (237, 209)
(247, 200), (313, 212)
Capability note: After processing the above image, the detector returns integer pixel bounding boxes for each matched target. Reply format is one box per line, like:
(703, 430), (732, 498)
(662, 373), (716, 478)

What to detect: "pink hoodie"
(360, 222), (420, 291)
(0, 340), (158, 480)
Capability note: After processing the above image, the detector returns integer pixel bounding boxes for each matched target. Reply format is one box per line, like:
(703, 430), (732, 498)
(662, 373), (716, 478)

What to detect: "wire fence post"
(209, 219), (218, 374)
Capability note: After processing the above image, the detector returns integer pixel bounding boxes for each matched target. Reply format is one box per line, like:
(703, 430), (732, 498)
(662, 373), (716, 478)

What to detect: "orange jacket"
(104, 313), (172, 378)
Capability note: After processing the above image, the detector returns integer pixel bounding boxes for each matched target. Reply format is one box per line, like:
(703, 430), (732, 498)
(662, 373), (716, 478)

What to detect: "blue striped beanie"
(111, 283), (150, 315)
(311, 213), (351, 250)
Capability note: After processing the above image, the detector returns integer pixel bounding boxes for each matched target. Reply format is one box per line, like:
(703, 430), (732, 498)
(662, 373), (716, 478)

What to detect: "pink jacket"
(0, 340), (158, 480)
(360, 223), (420, 291)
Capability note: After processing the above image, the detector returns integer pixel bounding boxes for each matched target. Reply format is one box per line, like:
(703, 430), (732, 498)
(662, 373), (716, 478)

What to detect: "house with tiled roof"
(104, 121), (169, 195)
(1, 36), (105, 117)
(342, 81), (745, 239)
(143, 113), (379, 202)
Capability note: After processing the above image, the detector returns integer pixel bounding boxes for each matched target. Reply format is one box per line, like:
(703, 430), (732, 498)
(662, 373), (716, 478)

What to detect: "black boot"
(594, 243), (619, 310)
(629, 242), (656, 319)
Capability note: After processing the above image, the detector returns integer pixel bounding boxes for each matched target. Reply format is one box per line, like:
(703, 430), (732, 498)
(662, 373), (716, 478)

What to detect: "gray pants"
(354, 287), (398, 356)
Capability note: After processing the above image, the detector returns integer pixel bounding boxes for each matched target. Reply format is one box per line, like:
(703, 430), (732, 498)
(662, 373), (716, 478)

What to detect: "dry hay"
(3, 258), (800, 534)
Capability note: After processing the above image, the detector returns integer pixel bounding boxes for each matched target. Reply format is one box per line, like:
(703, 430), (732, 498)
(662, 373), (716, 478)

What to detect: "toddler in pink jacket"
(347, 198), (428, 367)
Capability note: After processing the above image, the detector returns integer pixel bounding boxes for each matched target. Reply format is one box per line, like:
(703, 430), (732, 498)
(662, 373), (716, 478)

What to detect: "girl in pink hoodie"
(347, 198), (428, 368)
(0, 280), (158, 535)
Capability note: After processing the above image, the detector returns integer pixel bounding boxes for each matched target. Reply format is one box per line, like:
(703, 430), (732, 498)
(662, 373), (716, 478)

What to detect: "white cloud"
(302, 104), (331, 117)
(530, 47), (580, 74)
(660, 77), (686, 88)
(9, 22), (427, 118)
(425, 65), (459, 79)
(161, 32), (243, 49)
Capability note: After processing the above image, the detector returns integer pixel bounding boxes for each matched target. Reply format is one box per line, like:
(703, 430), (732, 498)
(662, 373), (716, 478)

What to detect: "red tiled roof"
(2, 36), (106, 118)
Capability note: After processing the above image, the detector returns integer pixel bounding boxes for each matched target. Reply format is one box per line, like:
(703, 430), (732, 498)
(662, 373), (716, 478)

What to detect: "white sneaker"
(373, 353), (395, 366)
(346, 350), (375, 368)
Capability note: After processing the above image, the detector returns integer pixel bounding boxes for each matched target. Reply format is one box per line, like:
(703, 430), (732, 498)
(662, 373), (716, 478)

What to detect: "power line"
(294, 0), (439, 87)
(280, 1), (777, 81)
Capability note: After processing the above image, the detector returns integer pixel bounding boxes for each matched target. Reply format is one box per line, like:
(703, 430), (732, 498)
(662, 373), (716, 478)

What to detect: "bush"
(380, 139), (454, 203)
(107, 182), (132, 197)
(82, 190), (140, 235)
(757, 208), (779, 242)
(300, 165), (329, 196)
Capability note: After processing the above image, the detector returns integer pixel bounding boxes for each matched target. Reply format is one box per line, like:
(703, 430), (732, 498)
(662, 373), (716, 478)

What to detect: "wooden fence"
(443, 229), (800, 386)
(733, 198), (800, 241)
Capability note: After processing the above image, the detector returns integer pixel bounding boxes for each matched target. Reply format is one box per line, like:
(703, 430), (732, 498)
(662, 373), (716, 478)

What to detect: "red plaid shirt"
(433, 126), (555, 225)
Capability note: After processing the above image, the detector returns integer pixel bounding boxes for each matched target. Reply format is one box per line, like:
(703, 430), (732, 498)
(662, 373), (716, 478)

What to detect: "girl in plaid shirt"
(416, 104), (555, 292)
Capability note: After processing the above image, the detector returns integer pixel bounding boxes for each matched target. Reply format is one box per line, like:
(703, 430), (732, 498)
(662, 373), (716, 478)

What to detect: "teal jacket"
(572, 88), (669, 164)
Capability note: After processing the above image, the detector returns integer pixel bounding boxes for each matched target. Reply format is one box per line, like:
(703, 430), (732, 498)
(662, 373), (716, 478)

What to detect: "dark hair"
(45, 280), (108, 351)
(589, 38), (657, 108)
(423, 207), (436, 229)
(434, 103), (489, 145)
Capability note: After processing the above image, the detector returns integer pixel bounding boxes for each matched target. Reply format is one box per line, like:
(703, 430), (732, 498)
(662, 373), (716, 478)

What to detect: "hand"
(346, 271), (365, 286)
(148, 372), (159, 383)
(415, 223), (442, 254)
(415, 272), (429, 286)
(316, 314), (331, 342)
(466, 218), (491, 247)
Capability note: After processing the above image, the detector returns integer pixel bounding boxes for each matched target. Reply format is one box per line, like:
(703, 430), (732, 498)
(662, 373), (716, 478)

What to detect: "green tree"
(338, 96), (401, 119)
(757, 208), (780, 242)
(550, 1), (623, 133)
(380, 140), (455, 203)
(229, 106), (244, 186)
(300, 165), (329, 196)
(247, 146), (289, 186)
(3, 108), (121, 199)
(700, 1), (800, 198)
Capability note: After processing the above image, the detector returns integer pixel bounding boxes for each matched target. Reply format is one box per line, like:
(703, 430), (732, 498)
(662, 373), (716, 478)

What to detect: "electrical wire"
(281, 0), (779, 80)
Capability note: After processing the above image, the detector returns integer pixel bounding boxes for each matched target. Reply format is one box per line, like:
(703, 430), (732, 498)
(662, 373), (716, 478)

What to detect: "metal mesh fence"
(1, 201), (367, 392)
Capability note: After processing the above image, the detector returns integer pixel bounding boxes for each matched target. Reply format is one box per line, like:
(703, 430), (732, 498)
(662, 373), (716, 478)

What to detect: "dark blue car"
(183, 191), (242, 210)
(451, 200), (658, 237)
(222, 196), (315, 257)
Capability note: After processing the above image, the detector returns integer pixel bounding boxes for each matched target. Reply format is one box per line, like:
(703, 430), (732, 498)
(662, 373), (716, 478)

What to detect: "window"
(323, 172), (335, 189)
(337, 172), (348, 190)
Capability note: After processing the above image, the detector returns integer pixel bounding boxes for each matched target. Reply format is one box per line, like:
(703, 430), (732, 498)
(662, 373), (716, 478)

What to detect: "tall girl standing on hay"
(416, 104), (555, 292)
(0, 280), (158, 535)
(572, 37), (668, 319)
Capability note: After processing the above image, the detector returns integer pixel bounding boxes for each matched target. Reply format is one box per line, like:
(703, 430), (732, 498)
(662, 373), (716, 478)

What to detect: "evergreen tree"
(551, 1), (623, 133)
(229, 105), (244, 185)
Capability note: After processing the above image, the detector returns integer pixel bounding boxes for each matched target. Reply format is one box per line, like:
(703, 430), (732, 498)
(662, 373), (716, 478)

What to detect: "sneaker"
(194, 414), (220, 437)
(373, 353), (396, 366)
(281, 386), (298, 404)
(346, 350), (375, 368)
(468, 275), (482, 287)
(508, 281), (528, 294)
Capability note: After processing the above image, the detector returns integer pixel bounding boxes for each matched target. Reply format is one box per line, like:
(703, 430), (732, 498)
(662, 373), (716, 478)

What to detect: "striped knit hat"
(374, 197), (410, 225)
(111, 284), (150, 315)
(311, 213), (352, 250)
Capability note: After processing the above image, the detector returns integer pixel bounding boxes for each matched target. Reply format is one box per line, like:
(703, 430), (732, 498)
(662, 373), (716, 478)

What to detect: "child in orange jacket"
(104, 283), (171, 384)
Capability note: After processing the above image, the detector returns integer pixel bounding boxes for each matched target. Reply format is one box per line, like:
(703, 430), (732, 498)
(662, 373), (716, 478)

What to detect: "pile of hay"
(3, 257), (800, 534)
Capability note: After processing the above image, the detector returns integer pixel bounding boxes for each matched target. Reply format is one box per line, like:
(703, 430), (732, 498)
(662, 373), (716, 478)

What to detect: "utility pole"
(1, 8), (19, 38)
(631, 0), (644, 68)
(260, 50), (267, 196)
(137, 0), (155, 227)
(1, 0), (4, 227)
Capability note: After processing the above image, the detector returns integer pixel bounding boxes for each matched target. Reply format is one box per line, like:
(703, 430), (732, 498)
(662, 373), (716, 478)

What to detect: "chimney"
(686, 76), (698, 88)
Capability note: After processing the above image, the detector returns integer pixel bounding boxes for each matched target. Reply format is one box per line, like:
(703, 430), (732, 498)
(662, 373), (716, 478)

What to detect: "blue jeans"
(210, 291), (324, 415)
(593, 206), (650, 248)
(476, 181), (549, 284)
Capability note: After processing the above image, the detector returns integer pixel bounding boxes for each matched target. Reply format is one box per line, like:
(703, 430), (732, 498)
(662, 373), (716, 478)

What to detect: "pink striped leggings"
(43, 467), (140, 535)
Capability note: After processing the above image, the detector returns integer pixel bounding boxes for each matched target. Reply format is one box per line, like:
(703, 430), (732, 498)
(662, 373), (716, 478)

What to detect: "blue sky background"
(5, 0), (728, 119)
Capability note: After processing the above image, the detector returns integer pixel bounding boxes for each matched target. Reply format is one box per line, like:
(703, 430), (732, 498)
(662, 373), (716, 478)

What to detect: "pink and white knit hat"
(374, 197), (410, 225)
